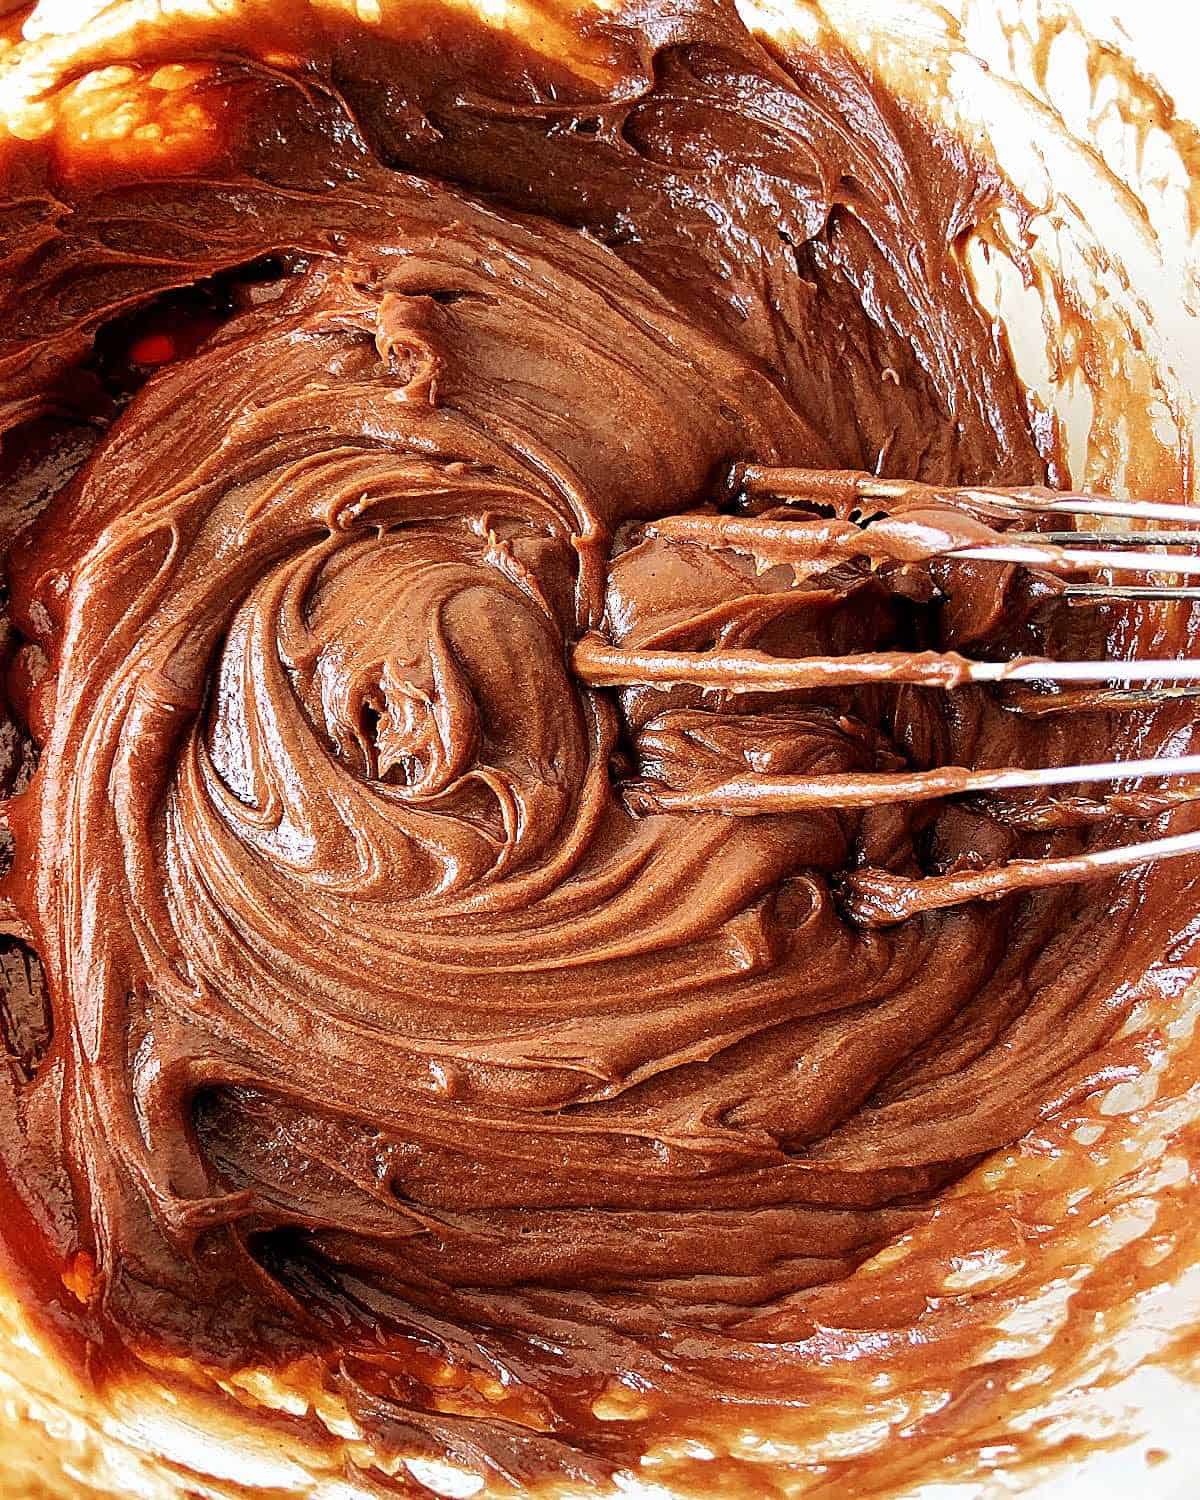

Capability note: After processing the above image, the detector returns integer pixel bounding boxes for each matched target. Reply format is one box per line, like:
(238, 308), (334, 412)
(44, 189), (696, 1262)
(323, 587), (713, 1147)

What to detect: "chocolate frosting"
(0, 0), (1196, 1487)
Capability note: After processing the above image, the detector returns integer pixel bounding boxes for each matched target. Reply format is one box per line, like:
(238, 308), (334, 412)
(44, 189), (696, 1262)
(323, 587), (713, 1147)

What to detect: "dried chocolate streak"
(0, 0), (1195, 1487)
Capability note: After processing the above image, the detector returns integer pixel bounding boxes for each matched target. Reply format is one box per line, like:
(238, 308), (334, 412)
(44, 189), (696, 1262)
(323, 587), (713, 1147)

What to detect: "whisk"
(572, 466), (1200, 926)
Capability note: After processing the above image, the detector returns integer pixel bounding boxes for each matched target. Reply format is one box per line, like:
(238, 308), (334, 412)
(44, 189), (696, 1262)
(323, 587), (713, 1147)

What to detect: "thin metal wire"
(572, 637), (1200, 692)
(584, 473), (1200, 916)
(1066, 585), (1200, 601)
(1013, 530), (1200, 546)
(734, 465), (1200, 524)
(648, 507), (1200, 577)
(843, 828), (1200, 926)
(622, 754), (1200, 815)
(954, 543), (1200, 575)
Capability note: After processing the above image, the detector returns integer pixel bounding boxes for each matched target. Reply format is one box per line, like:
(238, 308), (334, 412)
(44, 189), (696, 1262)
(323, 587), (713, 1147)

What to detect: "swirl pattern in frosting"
(0, 0), (1195, 1488)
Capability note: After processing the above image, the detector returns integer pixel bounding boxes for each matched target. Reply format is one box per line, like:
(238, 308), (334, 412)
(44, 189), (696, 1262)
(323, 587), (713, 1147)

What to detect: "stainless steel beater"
(572, 467), (1200, 924)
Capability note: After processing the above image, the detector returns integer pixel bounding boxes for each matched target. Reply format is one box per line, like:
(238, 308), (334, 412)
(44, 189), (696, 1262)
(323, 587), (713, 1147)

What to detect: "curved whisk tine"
(572, 637), (1200, 693)
(733, 463), (1200, 525)
(577, 467), (1200, 923)
(842, 829), (1200, 927)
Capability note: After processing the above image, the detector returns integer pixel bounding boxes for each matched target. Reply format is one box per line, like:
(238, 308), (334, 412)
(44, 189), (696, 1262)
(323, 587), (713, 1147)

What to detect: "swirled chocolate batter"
(0, 0), (1196, 1490)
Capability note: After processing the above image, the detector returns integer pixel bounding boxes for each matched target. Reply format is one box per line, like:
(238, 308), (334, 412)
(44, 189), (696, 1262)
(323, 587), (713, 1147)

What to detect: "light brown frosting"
(0, 1), (1196, 1491)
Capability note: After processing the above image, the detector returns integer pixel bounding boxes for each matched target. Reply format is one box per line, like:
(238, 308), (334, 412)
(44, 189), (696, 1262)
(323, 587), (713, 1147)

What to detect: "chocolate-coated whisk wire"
(572, 466), (1200, 924)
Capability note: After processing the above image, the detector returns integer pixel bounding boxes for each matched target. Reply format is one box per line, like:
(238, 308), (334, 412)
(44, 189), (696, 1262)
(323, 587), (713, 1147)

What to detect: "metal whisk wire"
(571, 467), (1200, 924)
